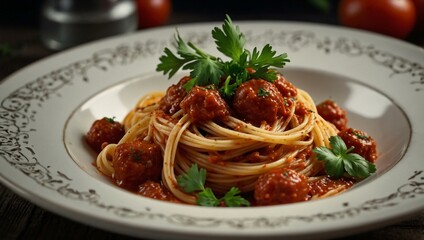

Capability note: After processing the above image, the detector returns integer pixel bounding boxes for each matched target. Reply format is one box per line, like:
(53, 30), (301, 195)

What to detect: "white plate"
(1, 21), (423, 240)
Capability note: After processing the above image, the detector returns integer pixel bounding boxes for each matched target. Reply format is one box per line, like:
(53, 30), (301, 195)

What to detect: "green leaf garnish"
(156, 48), (186, 79)
(211, 15), (245, 62)
(257, 87), (270, 97)
(177, 163), (206, 193)
(353, 131), (370, 140)
(222, 187), (251, 207)
(312, 136), (376, 179)
(130, 147), (143, 162)
(197, 188), (220, 207)
(177, 164), (250, 207)
(249, 44), (289, 71)
(104, 116), (116, 123)
(156, 15), (290, 96)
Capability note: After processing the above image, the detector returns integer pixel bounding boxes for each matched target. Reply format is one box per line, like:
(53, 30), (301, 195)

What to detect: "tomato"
(338, 0), (417, 39)
(135, 0), (172, 28)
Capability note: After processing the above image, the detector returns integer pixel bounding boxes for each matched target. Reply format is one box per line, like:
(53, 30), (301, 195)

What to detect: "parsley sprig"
(177, 164), (250, 207)
(313, 136), (376, 179)
(156, 15), (290, 96)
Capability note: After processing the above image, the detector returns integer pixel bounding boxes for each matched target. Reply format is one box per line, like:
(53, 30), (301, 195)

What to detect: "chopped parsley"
(257, 87), (270, 97)
(130, 147), (142, 161)
(177, 164), (250, 207)
(312, 136), (376, 179)
(353, 131), (370, 140)
(156, 15), (290, 96)
(104, 116), (116, 123)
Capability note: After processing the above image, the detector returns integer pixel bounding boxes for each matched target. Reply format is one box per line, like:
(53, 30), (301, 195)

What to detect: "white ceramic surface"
(1, 21), (423, 240)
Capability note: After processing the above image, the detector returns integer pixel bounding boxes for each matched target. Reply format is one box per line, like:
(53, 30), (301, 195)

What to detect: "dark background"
(0, 0), (339, 25)
(1, 0), (423, 239)
(0, 0), (343, 80)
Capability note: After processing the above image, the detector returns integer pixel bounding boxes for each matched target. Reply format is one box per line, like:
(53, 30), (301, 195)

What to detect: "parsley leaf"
(177, 163), (206, 193)
(222, 187), (251, 207)
(156, 15), (290, 95)
(156, 48), (186, 79)
(250, 67), (278, 82)
(343, 153), (376, 178)
(156, 30), (224, 91)
(197, 188), (220, 207)
(177, 164), (250, 207)
(312, 136), (376, 179)
(211, 15), (246, 62)
(185, 57), (224, 88)
(249, 44), (290, 70)
(220, 76), (238, 97)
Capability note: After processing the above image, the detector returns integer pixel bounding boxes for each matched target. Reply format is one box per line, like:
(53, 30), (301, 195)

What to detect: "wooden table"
(1, 1), (423, 239)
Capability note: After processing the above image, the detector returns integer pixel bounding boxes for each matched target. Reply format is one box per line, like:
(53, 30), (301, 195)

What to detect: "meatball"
(138, 181), (181, 203)
(254, 168), (309, 206)
(158, 76), (191, 115)
(274, 75), (297, 98)
(316, 99), (348, 131)
(112, 140), (162, 190)
(180, 85), (230, 123)
(338, 128), (378, 163)
(233, 79), (289, 126)
(86, 117), (125, 153)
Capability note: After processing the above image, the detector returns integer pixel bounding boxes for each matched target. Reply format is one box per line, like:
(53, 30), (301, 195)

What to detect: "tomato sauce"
(138, 181), (181, 203)
(274, 75), (297, 97)
(309, 176), (354, 196)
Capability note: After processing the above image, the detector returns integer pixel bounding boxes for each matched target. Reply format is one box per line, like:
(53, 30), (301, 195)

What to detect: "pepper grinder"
(40, 0), (138, 50)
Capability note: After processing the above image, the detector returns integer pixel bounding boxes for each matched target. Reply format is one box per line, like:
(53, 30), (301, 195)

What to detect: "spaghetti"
(86, 16), (377, 206)
(93, 77), (357, 205)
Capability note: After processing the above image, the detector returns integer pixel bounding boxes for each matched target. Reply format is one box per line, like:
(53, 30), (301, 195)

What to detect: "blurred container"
(40, 0), (138, 50)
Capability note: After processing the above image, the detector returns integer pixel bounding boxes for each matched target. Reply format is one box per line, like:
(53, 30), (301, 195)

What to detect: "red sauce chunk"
(316, 99), (348, 131)
(294, 101), (310, 123)
(158, 76), (190, 115)
(274, 74), (297, 98)
(309, 176), (354, 196)
(254, 168), (309, 205)
(138, 181), (181, 203)
(235, 145), (285, 163)
(86, 117), (125, 153)
(112, 140), (162, 190)
(296, 145), (313, 161)
(233, 79), (288, 126)
(180, 85), (230, 123)
(338, 128), (378, 163)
